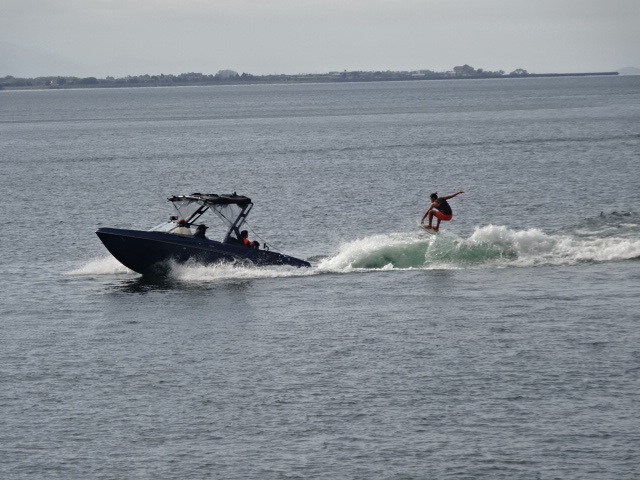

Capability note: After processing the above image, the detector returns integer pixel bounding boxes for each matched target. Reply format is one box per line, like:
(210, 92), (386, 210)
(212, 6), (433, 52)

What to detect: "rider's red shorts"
(434, 211), (453, 221)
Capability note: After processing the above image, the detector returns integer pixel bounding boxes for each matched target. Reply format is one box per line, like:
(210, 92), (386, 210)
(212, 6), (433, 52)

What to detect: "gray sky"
(2, 0), (638, 78)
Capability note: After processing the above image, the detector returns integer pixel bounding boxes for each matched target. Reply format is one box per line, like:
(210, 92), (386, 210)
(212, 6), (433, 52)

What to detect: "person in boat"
(421, 191), (464, 231)
(240, 230), (252, 247)
(194, 224), (207, 238)
(173, 219), (192, 235)
(251, 241), (260, 249)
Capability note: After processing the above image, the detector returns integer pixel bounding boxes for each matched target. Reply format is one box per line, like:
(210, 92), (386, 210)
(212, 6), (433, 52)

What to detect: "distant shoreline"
(0, 70), (620, 91)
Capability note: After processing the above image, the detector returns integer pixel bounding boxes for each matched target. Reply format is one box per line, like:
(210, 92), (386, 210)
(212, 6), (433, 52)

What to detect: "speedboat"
(96, 193), (311, 274)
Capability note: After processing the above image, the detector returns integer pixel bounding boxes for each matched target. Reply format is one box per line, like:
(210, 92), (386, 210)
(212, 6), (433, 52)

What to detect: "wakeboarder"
(421, 191), (464, 232)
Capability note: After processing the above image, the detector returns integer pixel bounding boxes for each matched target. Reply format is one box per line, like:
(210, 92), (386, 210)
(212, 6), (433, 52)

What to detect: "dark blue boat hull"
(96, 228), (311, 274)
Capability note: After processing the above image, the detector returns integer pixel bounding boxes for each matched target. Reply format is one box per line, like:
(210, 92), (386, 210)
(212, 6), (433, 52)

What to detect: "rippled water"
(1, 76), (640, 479)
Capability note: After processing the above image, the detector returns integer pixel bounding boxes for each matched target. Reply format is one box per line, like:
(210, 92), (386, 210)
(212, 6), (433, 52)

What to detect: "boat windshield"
(172, 198), (205, 223)
(209, 203), (246, 226)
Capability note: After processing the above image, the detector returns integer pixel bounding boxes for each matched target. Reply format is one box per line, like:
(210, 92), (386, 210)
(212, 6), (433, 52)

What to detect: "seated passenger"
(194, 224), (207, 238)
(239, 230), (251, 247)
(251, 241), (260, 249)
(173, 219), (192, 235)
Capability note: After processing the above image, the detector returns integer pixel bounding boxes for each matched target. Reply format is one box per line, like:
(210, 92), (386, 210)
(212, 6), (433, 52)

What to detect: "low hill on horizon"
(617, 67), (640, 75)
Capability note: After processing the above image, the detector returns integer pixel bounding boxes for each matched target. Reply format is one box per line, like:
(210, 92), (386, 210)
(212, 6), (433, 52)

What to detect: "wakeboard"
(420, 225), (439, 235)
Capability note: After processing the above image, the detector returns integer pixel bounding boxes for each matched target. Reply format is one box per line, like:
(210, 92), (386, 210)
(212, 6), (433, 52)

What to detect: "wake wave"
(318, 224), (640, 271)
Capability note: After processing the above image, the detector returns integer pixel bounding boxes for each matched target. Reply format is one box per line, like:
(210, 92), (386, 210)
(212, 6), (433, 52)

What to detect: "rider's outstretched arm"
(441, 191), (464, 200)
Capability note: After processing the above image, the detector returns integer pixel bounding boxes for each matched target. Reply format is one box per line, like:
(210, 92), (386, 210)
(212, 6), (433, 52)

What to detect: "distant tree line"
(0, 66), (618, 90)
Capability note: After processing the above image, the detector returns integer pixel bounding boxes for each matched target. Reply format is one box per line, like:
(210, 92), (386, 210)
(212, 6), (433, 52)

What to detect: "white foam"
(554, 235), (640, 263)
(169, 260), (317, 283)
(469, 225), (553, 252)
(467, 225), (640, 267)
(66, 256), (134, 276)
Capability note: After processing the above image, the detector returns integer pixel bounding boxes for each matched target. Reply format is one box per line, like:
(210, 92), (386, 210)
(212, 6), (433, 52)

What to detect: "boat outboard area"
(96, 192), (311, 274)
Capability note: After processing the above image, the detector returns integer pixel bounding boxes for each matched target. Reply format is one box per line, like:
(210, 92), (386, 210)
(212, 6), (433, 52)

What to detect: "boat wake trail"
(67, 256), (316, 282)
(168, 261), (316, 282)
(71, 213), (640, 279)
(319, 215), (640, 271)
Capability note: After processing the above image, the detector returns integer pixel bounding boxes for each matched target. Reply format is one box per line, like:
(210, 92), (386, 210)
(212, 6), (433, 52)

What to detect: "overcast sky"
(1, 0), (638, 78)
